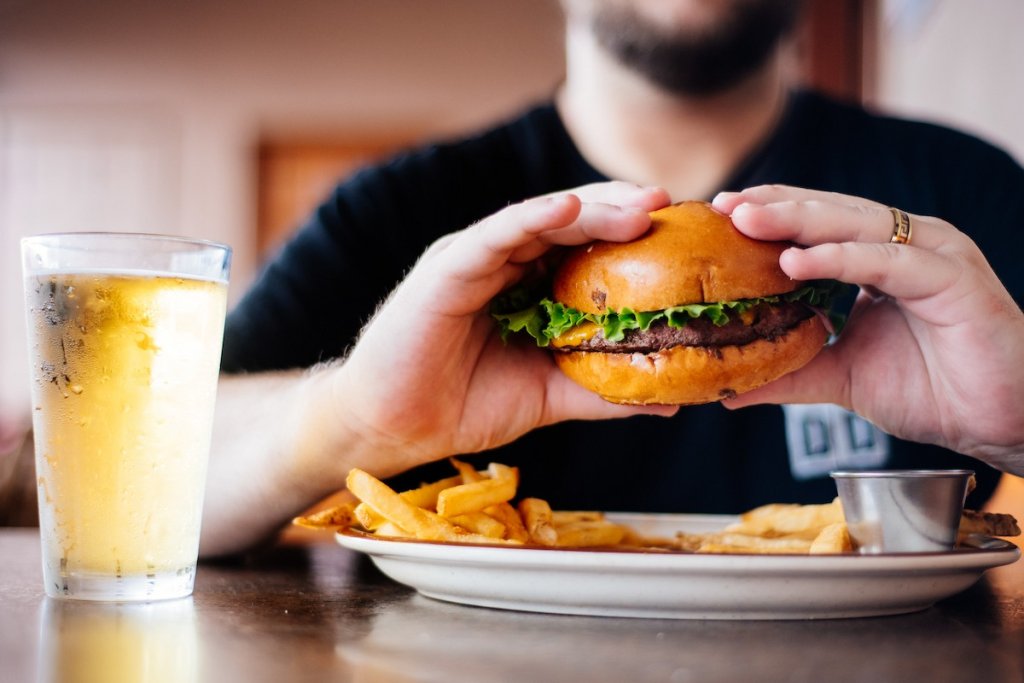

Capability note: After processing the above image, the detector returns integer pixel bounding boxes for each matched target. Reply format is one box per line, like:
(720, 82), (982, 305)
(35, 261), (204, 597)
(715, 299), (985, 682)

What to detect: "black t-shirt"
(223, 90), (1024, 512)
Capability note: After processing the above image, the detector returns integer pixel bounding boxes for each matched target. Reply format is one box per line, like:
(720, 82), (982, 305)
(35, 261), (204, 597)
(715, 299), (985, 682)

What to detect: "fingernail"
(730, 201), (754, 217)
(711, 191), (738, 209)
(779, 246), (804, 269)
(642, 185), (670, 206)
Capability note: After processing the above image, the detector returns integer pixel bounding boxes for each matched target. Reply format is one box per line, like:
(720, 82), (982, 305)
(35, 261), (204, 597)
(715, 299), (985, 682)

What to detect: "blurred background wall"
(0, 0), (566, 419)
(1, 0), (1023, 477)
(871, 0), (1024, 164)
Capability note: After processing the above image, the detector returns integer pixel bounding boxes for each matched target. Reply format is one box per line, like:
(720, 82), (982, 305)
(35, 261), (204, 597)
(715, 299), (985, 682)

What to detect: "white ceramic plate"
(336, 513), (1020, 620)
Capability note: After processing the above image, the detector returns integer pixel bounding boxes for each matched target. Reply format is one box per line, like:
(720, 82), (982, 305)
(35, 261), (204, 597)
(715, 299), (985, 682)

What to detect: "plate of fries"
(295, 459), (1020, 620)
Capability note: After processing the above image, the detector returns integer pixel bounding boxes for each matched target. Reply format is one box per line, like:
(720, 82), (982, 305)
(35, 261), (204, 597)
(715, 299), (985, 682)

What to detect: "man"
(202, 0), (1024, 554)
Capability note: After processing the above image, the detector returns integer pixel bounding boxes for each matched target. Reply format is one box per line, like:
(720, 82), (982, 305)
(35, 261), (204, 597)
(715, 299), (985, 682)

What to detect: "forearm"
(199, 366), (375, 556)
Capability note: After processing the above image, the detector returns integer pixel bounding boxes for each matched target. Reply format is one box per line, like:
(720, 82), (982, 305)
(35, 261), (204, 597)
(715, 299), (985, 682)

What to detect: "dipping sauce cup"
(22, 233), (230, 601)
(831, 470), (974, 553)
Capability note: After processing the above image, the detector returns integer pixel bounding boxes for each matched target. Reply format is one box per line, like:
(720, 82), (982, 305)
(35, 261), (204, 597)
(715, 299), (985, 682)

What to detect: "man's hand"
(202, 182), (677, 555)
(713, 185), (1024, 475)
(328, 182), (676, 477)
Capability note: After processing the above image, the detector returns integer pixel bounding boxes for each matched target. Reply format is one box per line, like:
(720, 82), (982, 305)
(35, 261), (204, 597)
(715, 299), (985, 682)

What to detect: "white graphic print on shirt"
(783, 404), (890, 481)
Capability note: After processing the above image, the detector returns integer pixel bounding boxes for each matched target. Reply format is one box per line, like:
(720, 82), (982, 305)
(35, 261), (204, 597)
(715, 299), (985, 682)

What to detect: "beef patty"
(557, 302), (815, 354)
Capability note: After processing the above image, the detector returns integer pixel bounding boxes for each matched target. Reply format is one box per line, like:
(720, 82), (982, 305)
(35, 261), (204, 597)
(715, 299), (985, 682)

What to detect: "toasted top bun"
(553, 201), (798, 314)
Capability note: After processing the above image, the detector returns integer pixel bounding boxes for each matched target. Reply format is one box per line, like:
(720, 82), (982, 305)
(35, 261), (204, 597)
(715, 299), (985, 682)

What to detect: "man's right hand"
(324, 182), (677, 479)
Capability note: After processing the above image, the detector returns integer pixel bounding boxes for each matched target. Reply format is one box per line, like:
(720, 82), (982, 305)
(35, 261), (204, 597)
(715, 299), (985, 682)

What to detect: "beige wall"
(871, 0), (1024, 164)
(0, 0), (565, 413)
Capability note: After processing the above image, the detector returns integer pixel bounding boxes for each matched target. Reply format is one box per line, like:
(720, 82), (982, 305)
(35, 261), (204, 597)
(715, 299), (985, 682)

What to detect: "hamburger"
(492, 200), (840, 405)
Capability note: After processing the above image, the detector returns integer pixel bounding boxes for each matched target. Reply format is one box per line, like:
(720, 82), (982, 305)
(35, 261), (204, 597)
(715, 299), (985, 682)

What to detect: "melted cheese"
(551, 322), (602, 348)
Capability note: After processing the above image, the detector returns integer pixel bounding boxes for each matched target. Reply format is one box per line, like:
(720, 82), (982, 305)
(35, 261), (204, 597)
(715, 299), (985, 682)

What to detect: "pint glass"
(22, 233), (230, 601)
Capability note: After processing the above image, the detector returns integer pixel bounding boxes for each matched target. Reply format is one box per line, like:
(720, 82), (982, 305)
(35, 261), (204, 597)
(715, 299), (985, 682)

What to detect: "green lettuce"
(491, 280), (845, 347)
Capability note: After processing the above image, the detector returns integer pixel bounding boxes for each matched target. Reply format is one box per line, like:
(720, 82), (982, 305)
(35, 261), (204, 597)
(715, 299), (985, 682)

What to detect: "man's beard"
(591, 0), (803, 96)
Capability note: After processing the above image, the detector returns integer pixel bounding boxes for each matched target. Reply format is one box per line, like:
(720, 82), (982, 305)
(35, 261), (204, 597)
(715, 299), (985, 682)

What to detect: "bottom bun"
(553, 317), (829, 405)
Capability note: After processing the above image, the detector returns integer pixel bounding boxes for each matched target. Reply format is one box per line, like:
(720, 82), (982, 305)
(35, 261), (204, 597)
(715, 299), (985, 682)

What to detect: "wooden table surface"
(2, 527), (1023, 683)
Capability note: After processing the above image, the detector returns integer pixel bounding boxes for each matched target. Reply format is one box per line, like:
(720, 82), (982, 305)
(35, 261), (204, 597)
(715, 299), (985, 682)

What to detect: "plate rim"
(333, 512), (1020, 619)
(335, 511), (1020, 571)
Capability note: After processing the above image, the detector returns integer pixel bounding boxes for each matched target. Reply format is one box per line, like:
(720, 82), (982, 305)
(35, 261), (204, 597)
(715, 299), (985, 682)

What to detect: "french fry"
(354, 502), (385, 531)
(552, 510), (605, 525)
(697, 533), (814, 554)
(518, 498), (557, 546)
(373, 521), (414, 538)
(449, 457), (485, 484)
(809, 522), (852, 554)
(450, 511), (507, 539)
(346, 468), (480, 543)
(555, 520), (627, 547)
(958, 509), (1020, 537)
(486, 502), (530, 543)
(355, 475), (466, 531)
(292, 502), (358, 530)
(487, 462), (519, 485)
(445, 461), (523, 541)
(672, 532), (710, 553)
(437, 476), (517, 518)
(618, 527), (678, 549)
(726, 498), (845, 539)
(401, 475), (464, 509)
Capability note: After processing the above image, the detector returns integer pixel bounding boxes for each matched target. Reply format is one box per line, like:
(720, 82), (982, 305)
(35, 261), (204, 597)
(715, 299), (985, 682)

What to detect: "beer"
(25, 269), (226, 598)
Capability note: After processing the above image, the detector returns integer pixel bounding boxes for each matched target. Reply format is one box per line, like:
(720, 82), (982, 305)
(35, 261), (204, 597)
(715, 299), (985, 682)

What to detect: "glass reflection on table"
(38, 597), (198, 683)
